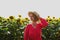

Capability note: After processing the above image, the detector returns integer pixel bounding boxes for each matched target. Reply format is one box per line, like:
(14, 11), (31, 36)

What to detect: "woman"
(24, 11), (48, 40)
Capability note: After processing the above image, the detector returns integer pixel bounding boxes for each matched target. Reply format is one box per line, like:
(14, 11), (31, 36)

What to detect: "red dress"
(24, 18), (48, 40)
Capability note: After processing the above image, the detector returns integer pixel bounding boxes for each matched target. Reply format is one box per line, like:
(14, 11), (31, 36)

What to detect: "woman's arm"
(24, 25), (29, 40)
(40, 17), (48, 28)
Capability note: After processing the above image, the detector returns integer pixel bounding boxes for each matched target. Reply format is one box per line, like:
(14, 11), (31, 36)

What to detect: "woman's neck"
(32, 21), (36, 24)
(32, 21), (37, 27)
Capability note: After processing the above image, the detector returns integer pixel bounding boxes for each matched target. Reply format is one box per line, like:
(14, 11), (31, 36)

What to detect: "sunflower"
(20, 19), (24, 25)
(52, 17), (58, 22)
(18, 15), (21, 18)
(25, 18), (28, 20)
(9, 16), (14, 20)
(53, 17), (55, 19)
(48, 16), (50, 18)
(25, 17), (30, 21)
(16, 18), (20, 23)
(6, 18), (10, 22)
(46, 16), (52, 22)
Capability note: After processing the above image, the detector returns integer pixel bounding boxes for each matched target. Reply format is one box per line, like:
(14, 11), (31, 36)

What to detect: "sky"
(0, 0), (60, 18)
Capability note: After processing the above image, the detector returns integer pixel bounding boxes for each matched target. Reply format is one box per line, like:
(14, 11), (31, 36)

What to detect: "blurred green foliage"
(0, 16), (60, 40)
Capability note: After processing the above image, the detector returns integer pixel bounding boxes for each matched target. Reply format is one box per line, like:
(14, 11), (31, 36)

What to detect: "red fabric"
(24, 18), (48, 40)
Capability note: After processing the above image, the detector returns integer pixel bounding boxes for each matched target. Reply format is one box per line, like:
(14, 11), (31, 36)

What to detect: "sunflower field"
(0, 15), (60, 40)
